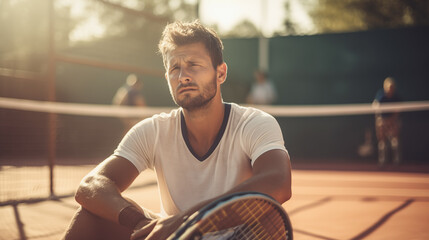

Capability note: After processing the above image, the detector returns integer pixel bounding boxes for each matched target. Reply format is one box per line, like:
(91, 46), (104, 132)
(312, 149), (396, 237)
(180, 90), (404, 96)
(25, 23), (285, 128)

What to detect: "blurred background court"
(1, 0), (429, 239)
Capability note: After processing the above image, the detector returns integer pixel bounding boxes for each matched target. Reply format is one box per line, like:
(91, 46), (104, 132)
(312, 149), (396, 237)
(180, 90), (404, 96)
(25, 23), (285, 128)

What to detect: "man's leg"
(62, 207), (132, 240)
(376, 122), (387, 166)
(62, 197), (160, 240)
(378, 140), (387, 166)
(391, 137), (401, 165)
(390, 120), (401, 165)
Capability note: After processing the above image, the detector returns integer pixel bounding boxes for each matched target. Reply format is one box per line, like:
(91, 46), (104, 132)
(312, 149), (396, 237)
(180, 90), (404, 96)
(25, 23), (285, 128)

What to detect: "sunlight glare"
(56, 0), (106, 42)
(69, 16), (106, 42)
(200, 0), (314, 36)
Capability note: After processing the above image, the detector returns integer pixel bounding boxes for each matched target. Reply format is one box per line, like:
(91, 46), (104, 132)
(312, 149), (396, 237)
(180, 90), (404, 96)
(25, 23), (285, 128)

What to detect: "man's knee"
(63, 207), (131, 240)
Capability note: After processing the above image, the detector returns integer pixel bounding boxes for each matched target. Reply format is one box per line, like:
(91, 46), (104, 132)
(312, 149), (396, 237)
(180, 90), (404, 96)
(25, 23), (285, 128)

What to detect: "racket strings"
(232, 200), (286, 239)
(196, 199), (288, 239)
(235, 201), (274, 238)
(233, 200), (286, 239)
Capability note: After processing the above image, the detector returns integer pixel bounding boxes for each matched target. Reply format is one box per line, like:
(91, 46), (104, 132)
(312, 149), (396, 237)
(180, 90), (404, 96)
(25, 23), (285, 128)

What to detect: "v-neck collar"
(181, 103), (231, 161)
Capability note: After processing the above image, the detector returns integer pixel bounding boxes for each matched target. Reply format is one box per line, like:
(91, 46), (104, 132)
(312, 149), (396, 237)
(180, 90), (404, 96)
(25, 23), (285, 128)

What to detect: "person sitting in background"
(246, 70), (277, 105)
(373, 77), (402, 166)
(113, 74), (146, 133)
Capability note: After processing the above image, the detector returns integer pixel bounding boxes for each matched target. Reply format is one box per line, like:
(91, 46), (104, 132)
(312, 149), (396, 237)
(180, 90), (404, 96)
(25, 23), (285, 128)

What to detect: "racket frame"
(169, 192), (293, 240)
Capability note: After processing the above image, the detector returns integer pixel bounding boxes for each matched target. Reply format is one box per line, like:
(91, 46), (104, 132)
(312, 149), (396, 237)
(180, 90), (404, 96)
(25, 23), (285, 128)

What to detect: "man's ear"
(217, 62), (227, 84)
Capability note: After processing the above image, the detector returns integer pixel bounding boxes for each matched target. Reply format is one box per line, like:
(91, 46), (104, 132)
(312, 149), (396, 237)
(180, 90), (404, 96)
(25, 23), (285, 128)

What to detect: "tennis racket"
(168, 192), (293, 240)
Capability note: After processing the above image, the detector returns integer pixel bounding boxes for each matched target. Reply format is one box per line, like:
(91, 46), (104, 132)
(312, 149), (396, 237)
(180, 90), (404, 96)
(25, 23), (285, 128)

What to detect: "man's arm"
(227, 149), (291, 202)
(132, 148), (292, 240)
(74, 155), (150, 226)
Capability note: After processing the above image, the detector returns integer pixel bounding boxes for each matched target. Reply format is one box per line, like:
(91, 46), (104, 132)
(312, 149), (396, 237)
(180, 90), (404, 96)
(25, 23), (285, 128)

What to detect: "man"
(373, 77), (401, 166)
(63, 20), (291, 240)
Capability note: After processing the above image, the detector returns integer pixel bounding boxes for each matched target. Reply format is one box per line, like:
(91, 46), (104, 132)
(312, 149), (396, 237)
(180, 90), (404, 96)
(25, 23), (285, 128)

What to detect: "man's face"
(384, 81), (395, 97)
(165, 42), (218, 110)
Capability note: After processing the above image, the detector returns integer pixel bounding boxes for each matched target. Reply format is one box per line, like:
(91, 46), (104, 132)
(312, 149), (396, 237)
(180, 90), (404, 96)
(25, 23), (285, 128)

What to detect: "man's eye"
(170, 67), (179, 73)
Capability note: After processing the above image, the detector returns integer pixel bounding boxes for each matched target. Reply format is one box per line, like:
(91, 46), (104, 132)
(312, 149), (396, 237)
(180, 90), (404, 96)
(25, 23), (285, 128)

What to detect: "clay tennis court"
(1, 162), (429, 240)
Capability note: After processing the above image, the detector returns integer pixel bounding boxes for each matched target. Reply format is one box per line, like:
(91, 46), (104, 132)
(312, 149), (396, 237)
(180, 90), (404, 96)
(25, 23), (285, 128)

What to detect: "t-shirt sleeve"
(113, 118), (155, 172)
(242, 111), (288, 166)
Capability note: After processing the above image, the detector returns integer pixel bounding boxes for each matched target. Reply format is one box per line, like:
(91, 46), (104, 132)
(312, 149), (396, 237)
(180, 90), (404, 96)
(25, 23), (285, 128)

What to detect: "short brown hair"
(158, 20), (224, 69)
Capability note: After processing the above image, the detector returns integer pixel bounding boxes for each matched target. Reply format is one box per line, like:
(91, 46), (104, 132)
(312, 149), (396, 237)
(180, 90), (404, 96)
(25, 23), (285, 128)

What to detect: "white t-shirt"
(113, 103), (287, 216)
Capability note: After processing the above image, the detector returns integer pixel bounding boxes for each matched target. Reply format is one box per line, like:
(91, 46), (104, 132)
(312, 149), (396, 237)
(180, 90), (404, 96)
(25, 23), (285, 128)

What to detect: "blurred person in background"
(63, 20), (291, 240)
(246, 69), (277, 105)
(373, 77), (402, 166)
(113, 74), (146, 134)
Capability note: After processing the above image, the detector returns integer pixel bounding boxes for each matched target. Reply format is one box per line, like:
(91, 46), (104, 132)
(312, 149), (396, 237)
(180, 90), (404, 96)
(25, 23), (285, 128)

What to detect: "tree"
(309, 0), (429, 33)
(283, 0), (297, 35)
(90, 0), (197, 39)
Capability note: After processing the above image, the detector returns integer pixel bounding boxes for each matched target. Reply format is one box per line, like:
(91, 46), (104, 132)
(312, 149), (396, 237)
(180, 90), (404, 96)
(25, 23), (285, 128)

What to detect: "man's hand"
(131, 214), (185, 240)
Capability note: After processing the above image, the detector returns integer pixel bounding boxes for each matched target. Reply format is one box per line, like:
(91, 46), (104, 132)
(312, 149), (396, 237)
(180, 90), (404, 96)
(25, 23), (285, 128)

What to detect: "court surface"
(1, 162), (429, 240)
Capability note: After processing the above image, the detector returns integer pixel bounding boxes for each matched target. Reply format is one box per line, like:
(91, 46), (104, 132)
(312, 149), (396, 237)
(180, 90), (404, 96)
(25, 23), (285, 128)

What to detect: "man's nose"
(178, 67), (191, 83)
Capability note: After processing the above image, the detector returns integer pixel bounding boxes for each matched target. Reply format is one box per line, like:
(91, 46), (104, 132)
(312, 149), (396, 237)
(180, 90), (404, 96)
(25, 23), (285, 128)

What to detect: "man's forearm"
(75, 174), (140, 224)
(229, 170), (291, 203)
(236, 150), (292, 203)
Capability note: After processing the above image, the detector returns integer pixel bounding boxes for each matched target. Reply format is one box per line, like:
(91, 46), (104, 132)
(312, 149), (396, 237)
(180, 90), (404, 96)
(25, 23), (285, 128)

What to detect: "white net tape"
(1, 97), (428, 117)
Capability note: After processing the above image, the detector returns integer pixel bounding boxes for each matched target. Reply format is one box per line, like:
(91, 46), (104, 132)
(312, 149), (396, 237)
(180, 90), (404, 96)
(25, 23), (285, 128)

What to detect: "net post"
(47, 0), (57, 198)
(48, 114), (57, 198)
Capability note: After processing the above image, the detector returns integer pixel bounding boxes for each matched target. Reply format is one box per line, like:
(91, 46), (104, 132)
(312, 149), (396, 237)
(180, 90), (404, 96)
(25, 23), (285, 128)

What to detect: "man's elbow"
(74, 175), (95, 206)
(282, 186), (292, 202)
(275, 170), (292, 203)
(277, 180), (292, 203)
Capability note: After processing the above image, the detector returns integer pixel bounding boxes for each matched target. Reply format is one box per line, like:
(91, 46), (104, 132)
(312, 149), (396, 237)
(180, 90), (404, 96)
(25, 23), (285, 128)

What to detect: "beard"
(171, 74), (217, 111)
